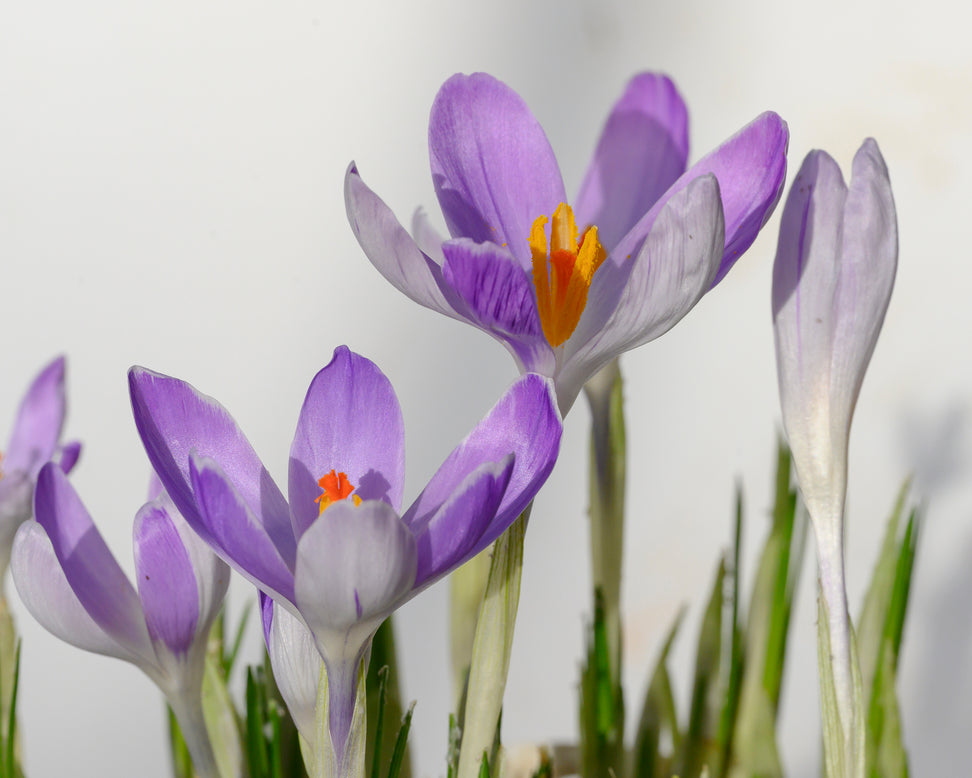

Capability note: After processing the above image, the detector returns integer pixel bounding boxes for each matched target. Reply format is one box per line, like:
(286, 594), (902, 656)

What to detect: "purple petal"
(189, 454), (297, 604)
(133, 501), (199, 656)
(33, 463), (152, 658)
(12, 521), (138, 662)
(165, 501), (231, 633)
(294, 500), (416, 649)
(402, 373), (561, 544)
(440, 239), (554, 375)
(289, 347), (405, 537)
(612, 111), (789, 286)
(574, 73), (690, 252)
(345, 164), (467, 321)
(559, 175), (726, 412)
(56, 441), (82, 474)
(429, 73), (567, 270)
(129, 367), (296, 570)
(411, 455), (514, 588)
(4, 356), (66, 477)
(263, 596), (322, 743)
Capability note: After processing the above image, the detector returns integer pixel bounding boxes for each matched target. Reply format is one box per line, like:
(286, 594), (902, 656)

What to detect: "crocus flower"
(771, 139), (896, 760)
(128, 345), (562, 775)
(11, 463), (230, 777)
(0, 356), (80, 581)
(346, 72), (788, 413)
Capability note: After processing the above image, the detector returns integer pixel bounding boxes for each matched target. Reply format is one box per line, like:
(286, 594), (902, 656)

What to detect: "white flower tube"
(772, 139), (896, 775)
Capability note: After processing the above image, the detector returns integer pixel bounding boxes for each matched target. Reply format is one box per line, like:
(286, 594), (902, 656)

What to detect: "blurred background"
(1, 0), (968, 774)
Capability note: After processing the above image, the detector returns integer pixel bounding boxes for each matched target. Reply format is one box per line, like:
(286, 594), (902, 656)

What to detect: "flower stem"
(168, 689), (222, 778)
(583, 358), (626, 689)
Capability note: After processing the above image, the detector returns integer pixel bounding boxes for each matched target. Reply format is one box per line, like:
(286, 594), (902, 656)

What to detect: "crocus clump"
(347, 72), (788, 413)
(11, 464), (230, 777)
(0, 356), (80, 581)
(128, 345), (562, 774)
(772, 138), (897, 769)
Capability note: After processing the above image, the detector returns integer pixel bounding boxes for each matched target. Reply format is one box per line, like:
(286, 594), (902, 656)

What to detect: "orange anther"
(315, 469), (361, 514)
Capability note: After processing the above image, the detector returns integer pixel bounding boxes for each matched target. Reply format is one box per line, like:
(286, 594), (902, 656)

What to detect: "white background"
(1, 0), (969, 775)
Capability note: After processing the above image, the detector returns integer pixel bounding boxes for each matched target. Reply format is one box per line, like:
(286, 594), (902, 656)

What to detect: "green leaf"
(729, 438), (807, 778)
(858, 487), (919, 778)
(678, 556), (726, 778)
(632, 607), (685, 778)
(578, 588), (625, 778)
(367, 619), (411, 778)
(455, 508), (529, 778)
(387, 703), (415, 778)
(201, 652), (245, 778)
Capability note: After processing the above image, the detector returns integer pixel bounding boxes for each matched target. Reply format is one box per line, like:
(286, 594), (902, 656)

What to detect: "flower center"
(529, 202), (607, 348)
(315, 469), (362, 515)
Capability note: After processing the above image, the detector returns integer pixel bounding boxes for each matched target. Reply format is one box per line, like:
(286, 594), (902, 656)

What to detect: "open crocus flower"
(346, 72), (788, 413)
(0, 356), (80, 581)
(128, 345), (562, 774)
(11, 463), (230, 777)
(772, 139), (896, 765)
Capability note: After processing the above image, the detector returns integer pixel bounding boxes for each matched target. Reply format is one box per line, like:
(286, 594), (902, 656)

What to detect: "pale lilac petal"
(289, 347), (405, 537)
(56, 441), (82, 474)
(411, 455), (514, 588)
(4, 356), (66, 477)
(429, 73), (567, 270)
(403, 373), (560, 541)
(559, 175), (726, 412)
(12, 521), (139, 663)
(772, 140), (896, 528)
(831, 140), (897, 425)
(294, 500), (416, 646)
(611, 111), (788, 286)
(0, 471), (32, 547)
(346, 165), (467, 321)
(440, 239), (555, 375)
(262, 595), (322, 744)
(133, 501), (199, 656)
(189, 455), (296, 605)
(574, 73), (690, 252)
(129, 367), (296, 569)
(411, 207), (447, 264)
(33, 463), (153, 658)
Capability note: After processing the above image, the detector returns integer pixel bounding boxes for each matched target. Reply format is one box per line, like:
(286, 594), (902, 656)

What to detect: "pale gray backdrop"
(1, 0), (967, 775)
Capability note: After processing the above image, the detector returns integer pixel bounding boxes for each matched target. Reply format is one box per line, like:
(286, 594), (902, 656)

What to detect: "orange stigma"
(530, 203), (607, 347)
(315, 469), (362, 515)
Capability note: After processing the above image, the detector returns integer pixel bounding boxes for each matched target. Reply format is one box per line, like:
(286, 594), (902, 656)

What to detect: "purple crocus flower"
(0, 356), (80, 581)
(128, 345), (562, 773)
(772, 139), (896, 763)
(11, 464), (230, 777)
(346, 72), (789, 413)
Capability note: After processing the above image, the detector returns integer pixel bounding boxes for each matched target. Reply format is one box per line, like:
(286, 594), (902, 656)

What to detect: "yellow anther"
(530, 203), (607, 347)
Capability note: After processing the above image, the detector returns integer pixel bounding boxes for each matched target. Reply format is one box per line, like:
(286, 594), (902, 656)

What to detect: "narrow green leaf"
(678, 557), (726, 778)
(730, 438), (807, 778)
(387, 703), (416, 778)
(579, 588), (625, 778)
(367, 619), (411, 778)
(632, 607), (685, 778)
